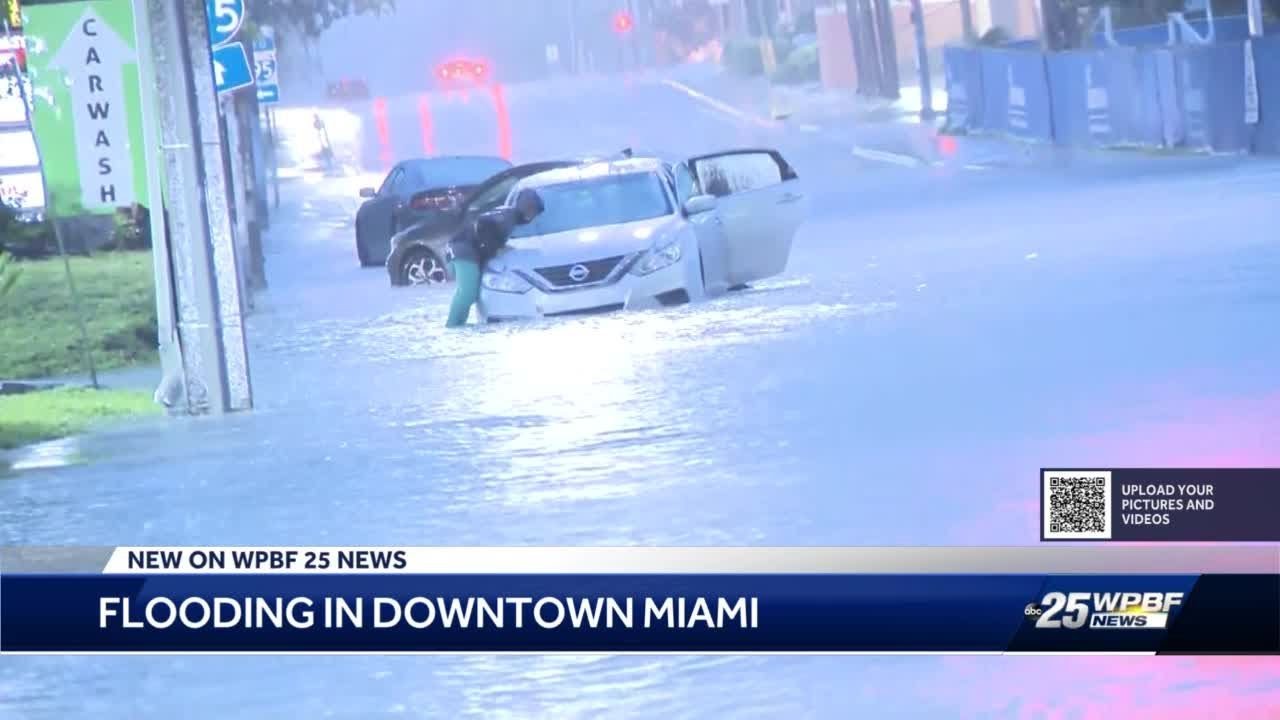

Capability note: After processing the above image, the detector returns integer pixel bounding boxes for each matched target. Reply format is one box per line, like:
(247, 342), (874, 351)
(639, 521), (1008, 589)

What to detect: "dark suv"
(385, 160), (583, 286)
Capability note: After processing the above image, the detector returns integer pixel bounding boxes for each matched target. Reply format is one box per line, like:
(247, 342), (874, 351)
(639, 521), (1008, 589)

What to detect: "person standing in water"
(445, 188), (545, 327)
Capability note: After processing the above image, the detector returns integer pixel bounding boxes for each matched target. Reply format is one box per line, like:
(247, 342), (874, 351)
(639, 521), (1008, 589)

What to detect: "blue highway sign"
(207, 0), (245, 46)
(252, 26), (279, 105)
(212, 42), (254, 94)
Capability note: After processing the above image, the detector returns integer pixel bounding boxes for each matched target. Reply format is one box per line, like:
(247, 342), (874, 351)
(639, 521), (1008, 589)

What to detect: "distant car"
(386, 160), (583, 286)
(327, 77), (370, 100)
(476, 149), (807, 322)
(435, 57), (490, 89)
(354, 156), (512, 267)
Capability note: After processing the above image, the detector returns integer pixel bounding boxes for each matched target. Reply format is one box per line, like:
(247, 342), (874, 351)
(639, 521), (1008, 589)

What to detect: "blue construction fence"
(943, 19), (1280, 154)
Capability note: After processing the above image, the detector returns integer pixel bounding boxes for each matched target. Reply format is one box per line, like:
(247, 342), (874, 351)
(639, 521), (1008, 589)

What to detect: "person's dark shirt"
(448, 207), (521, 265)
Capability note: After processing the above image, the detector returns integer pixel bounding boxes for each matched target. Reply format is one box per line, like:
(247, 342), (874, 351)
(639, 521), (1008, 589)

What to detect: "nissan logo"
(568, 264), (590, 282)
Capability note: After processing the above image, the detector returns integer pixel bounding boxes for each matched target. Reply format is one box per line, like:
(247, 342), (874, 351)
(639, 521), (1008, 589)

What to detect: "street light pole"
(141, 0), (253, 414)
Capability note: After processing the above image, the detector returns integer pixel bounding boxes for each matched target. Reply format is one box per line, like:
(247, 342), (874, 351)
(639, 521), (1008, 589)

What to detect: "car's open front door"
(685, 149), (806, 286)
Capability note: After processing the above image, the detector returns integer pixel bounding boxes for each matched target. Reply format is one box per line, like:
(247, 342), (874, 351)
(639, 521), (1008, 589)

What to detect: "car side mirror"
(683, 194), (717, 216)
(359, 187), (376, 199)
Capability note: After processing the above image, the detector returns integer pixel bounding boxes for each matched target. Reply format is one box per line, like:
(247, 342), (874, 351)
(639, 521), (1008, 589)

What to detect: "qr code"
(1042, 471), (1112, 540)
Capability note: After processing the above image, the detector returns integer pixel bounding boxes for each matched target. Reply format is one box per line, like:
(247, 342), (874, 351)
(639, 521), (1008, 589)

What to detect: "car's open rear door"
(685, 149), (806, 285)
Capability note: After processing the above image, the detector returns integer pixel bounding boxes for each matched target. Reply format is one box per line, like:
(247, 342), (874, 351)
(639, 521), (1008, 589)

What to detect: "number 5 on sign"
(207, 0), (245, 46)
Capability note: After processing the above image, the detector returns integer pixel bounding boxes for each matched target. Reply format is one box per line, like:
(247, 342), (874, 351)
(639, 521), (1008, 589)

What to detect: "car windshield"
(405, 157), (511, 188)
(510, 171), (672, 238)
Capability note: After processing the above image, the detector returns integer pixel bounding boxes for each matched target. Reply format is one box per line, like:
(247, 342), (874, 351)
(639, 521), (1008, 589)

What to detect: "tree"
(250, 0), (396, 41)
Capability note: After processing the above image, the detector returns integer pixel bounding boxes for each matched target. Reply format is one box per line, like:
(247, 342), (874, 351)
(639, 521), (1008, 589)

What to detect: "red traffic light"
(612, 10), (634, 33)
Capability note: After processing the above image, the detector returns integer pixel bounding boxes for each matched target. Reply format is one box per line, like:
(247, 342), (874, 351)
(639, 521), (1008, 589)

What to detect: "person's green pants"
(446, 259), (482, 327)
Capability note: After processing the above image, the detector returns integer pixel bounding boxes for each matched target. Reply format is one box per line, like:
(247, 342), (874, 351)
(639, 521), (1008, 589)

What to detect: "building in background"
(1, 3), (42, 217)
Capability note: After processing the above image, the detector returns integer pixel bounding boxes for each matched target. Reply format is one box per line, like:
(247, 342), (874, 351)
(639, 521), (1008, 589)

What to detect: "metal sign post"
(909, 0), (934, 121)
(1245, 39), (1259, 125)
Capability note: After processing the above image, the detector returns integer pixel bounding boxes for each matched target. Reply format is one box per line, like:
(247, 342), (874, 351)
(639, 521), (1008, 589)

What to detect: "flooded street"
(3, 69), (1280, 717)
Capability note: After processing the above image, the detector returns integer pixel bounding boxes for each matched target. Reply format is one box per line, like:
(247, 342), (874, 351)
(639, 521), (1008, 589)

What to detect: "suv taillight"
(410, 192), (457, 211)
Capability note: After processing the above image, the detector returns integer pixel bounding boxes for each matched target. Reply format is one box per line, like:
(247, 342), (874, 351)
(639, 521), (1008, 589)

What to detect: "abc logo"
(1024, 603), (1043, 617)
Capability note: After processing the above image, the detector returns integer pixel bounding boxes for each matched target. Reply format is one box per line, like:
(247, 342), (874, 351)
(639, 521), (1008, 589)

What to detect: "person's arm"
(495, 207), (521, 241)
(476, 208), (521, 260)
(447, 223), (479, 263)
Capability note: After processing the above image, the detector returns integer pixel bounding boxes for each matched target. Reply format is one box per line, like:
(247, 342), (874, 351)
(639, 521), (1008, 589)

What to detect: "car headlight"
(631, 237), (683, 276)
(482, 270), (533, 294)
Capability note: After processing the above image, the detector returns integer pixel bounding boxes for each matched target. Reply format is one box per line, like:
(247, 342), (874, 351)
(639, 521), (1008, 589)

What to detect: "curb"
(0, 380), (63, 395)
(931, 133), (1243, 172)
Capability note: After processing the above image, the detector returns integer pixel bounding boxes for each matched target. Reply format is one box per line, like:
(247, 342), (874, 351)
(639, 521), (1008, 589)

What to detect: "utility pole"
(846, 0), (881, 95)
(249, 92), (269, 232)
(623, 0), (637, 71)
(141, 0), (253, 414)
(127, 0), (184, 407)
(220, 94), (252, 313)
(959, 0), (975, 40)
(266, 106), (279, 210)
(1246, 0), (1261, 131)
(241, 92), (267, 290)
(748, 0), (766, 35)
(909, 0), (934, 120)
(872, 0), (900, 98)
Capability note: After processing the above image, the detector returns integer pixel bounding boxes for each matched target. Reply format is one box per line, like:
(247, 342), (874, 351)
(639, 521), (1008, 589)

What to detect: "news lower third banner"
(2, 547), (1277, 655)
(1040, 468), (1280, 542)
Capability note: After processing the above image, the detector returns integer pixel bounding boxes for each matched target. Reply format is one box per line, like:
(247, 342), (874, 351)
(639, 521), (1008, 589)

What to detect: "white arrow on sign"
(50, 7), (136, 210)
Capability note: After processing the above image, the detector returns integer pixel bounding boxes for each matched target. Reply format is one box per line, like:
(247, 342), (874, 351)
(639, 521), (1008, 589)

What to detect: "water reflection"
(5, 436), (82, 472)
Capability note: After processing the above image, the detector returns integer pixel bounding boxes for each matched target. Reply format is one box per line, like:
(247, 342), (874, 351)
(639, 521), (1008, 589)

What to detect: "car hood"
(493, 215), (681, 271)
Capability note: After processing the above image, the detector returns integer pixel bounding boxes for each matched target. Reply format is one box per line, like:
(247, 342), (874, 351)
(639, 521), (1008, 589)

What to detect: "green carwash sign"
(23, 0), (149, 216)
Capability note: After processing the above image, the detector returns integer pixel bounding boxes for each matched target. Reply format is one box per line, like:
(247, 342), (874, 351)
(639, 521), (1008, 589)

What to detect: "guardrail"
(942, 30), (1280, 154)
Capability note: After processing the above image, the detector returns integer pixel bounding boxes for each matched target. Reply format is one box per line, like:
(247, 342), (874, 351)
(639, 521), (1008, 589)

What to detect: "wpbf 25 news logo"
(1023, 591), (1184, 629)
